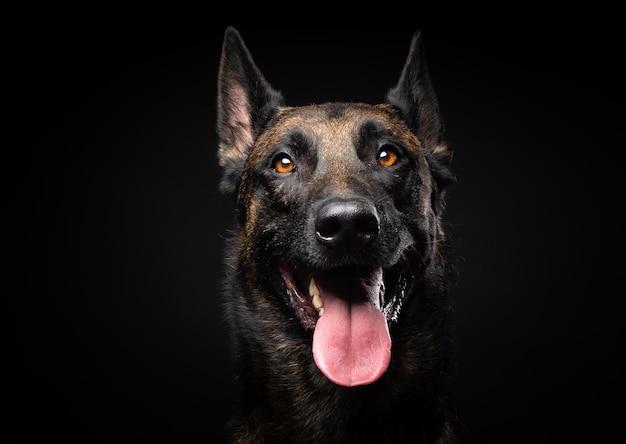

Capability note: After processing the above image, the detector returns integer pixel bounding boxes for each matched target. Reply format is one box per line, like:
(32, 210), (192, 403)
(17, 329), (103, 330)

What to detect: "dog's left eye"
(273, 153), (296, 174)
(376, 146), (399, 167)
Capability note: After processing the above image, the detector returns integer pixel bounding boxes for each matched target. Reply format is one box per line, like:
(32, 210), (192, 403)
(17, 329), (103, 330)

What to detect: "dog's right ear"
(216, 26), (285, 195)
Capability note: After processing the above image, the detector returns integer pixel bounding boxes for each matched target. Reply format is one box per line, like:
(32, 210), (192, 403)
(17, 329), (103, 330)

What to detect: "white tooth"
(312, 293), (323, 311)
(309, 278), (324, 314)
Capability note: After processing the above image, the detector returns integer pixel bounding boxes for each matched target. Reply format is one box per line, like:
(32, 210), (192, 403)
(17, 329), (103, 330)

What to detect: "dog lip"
(381, 258), (410, 322)
(279, 261), (318, 330)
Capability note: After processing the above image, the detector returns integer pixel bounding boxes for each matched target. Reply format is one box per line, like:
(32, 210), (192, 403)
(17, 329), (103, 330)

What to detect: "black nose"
(315, 198), (379, 252)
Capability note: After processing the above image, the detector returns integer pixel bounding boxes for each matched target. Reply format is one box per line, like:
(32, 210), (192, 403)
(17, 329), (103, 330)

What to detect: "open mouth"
(279, 259), (411, 387)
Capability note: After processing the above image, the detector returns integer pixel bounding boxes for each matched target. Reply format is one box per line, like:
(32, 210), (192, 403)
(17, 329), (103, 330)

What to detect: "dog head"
(216, 27), (455, 387)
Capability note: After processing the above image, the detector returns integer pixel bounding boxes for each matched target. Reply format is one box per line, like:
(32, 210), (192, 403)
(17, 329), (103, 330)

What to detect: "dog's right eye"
(273, 153), (296, 174)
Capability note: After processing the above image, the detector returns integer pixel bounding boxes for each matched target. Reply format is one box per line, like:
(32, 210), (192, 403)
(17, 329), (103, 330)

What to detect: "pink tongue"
(312, 288), (391, 387)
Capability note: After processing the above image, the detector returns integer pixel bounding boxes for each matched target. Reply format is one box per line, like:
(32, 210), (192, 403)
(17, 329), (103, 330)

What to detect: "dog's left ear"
(386, 32), (454, 189)
(216, 26), (285, 195)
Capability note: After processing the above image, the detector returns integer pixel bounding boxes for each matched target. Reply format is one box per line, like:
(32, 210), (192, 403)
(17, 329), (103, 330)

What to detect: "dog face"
(217, 27), (454, 389)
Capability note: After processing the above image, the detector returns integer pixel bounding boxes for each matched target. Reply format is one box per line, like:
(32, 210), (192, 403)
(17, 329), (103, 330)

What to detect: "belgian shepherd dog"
(216, 26), (458, 443)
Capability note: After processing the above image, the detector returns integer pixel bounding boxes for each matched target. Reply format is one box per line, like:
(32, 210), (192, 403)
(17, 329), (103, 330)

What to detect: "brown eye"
(274, 153), (295, 174)
(377, 146), (398, 167)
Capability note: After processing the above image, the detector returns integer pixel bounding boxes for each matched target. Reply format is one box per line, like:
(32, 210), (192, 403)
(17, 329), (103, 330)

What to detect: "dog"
(216, 26), (459, 443)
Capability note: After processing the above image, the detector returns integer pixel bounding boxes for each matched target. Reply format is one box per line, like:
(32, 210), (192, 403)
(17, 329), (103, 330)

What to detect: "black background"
(8, 16), (624, 443)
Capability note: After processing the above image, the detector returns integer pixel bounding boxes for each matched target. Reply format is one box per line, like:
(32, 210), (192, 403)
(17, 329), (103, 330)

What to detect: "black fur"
(216, 26), (459, 443)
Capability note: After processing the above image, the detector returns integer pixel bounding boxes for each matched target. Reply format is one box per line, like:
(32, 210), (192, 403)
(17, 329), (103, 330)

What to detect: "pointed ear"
(386, 31), (454, 191)
(217, 26), (284, 195)
(385, 31), (446, 150)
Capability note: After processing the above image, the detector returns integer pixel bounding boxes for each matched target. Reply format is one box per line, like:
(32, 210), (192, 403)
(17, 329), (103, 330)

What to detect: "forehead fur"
(248, 102), (423, 162)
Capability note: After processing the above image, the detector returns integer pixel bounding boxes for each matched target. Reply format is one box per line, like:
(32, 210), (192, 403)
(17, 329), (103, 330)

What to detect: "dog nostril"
(315, 216), (342, 243)
(354, 213), (380, 243)
(315, 199), (379, 251)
